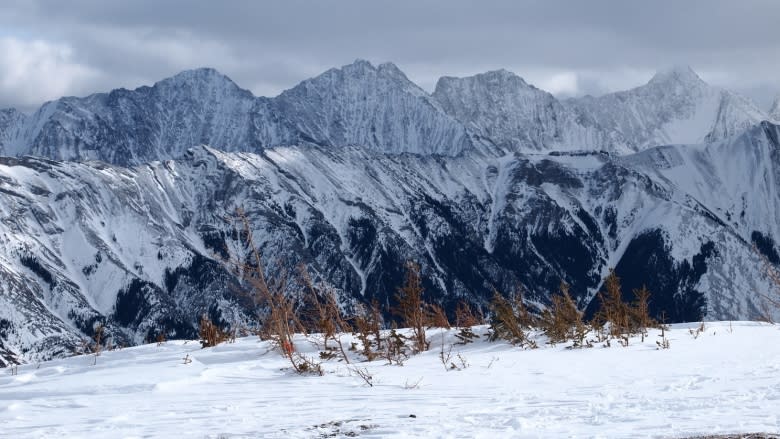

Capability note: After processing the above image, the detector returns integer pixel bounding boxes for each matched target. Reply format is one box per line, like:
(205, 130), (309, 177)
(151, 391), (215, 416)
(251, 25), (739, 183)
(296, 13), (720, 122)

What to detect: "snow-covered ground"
(2, 322), (779, 438)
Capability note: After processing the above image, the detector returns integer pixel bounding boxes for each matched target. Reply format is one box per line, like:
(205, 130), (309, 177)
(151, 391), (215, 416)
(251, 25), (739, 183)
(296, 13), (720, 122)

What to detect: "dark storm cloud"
(1, 0), (779, 111)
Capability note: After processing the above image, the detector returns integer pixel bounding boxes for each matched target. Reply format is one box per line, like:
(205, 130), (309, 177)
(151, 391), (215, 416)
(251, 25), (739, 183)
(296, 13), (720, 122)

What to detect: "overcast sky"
(1, 0), (779, 112)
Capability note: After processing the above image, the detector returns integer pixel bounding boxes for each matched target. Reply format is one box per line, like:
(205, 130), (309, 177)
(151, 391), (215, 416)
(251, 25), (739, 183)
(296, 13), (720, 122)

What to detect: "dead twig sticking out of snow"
(349, 366), (373, 387)
(182, 354), (192, 364)
(689, 322), (706, 339)
(456, 352), (469, 370)
(290, 354), (324, 376)
(484, 356), (499, 369)
(657, 314), (671, 350)
(403, 377), (423, 390)
(439, 340), (453, 371)
(438, 330), (468, 371)
(92, 323), (105, 366)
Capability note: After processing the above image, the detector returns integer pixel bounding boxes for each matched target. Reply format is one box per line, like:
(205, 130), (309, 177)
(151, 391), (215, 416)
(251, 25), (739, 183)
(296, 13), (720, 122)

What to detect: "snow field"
(1, 321), (779, 438)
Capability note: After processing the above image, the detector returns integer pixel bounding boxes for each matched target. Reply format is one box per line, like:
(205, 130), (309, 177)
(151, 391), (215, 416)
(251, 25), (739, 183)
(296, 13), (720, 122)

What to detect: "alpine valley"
(1, 60), (779, 365)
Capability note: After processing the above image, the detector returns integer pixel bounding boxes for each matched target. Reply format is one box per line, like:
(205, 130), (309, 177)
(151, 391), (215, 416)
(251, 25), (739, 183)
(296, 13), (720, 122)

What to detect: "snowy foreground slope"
(2, 322), (779, 438)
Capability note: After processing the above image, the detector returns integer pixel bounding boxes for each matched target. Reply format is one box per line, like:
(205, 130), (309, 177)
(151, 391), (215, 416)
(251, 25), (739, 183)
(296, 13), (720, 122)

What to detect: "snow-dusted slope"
(0, 68), (274, 163)
(568, 66), (769, 150)
(432, 66), (772, 154)
(0, 61), (479, 165)
(432, 70), (628, 153)
(2, 121), (780, 364)
(0, 63), (773, 164)
(275, 60), (475, 155)
(2, 322), (779, 438)
(0, 108), (25, 151)
(770, 95), (780, 122)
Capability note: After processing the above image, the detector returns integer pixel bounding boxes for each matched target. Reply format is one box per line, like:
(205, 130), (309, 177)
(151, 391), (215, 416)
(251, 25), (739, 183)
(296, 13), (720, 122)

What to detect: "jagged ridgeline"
(0, 60), (779, 364)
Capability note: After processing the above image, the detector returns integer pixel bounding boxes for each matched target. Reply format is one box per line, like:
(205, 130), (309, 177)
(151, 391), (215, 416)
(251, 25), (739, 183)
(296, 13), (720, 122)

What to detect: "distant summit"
(0, 61), (773, 164)
(648, 65), (705, 87)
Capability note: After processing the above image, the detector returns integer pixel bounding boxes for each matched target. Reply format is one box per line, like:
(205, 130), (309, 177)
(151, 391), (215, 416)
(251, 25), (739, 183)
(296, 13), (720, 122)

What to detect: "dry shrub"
(394, 261), (429, 353)
(426, 303), (451, 329)
(540, 282), (589, 347)
(91, 323), (105, 365)
(594, 270), (656, 345)
(595, 269), (631, 341)
(454, 301), (482, 344)
(630, 285), (654, 341)
(199, 315), (230, 348)
(488, 291), (536, 348)
(455, 301), (482, 327)
(353, 302), (382, 361)
(301, 268), (352, 363)
(231, 208), (316, 374)
(756, 246), (780, 322)
(383, 329), (409, 366)
(368, 299), (383, 351)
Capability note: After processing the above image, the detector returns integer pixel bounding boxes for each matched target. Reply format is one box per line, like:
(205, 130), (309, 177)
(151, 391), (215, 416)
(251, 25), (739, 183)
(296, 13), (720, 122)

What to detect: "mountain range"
(1, 60), (779, 365)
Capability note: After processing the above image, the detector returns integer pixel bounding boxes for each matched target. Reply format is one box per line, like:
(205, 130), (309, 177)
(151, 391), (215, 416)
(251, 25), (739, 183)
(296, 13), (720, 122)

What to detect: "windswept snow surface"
(2, 322), (779, 438)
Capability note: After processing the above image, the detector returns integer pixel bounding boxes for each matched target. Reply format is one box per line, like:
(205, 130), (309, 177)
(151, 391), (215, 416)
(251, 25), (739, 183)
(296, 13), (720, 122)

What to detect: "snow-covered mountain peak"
(0, 108), (28, 155)
(151, 67), (251, 99)
(274, 59), (473, 155)
(432, 69), (627, 152)
(0, 107), (25, 125)
(478, 68), (530, 84)
(648, 65), (706, 88)
(376, 61), (415, 83)
(769, 95), (780, 122)
(0, 107), (22, 116)
(342, 58), (375, 72)
(157, 67), (235, 84)
(0, 61), (775, 163)
(285, 59), (421, 97)
(567, 66), (769, 149)
(434, 69), (532, 93)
